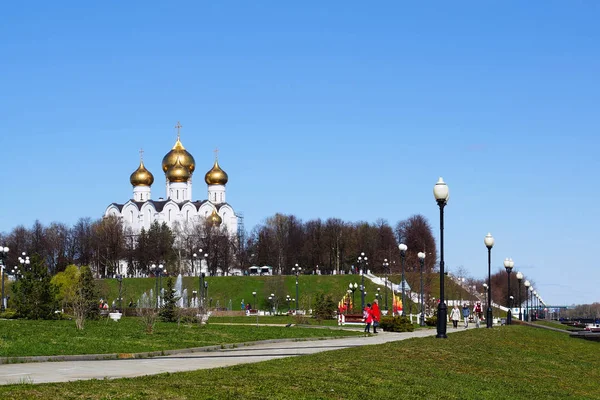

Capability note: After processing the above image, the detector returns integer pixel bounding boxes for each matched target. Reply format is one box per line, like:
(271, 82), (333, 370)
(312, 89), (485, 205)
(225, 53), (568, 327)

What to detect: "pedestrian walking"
(473, 301), (483, 328)
(462, 303), (470, 328)
(363, 304), (373, 334)
(371, 299), (381, 333)
(450, 304), (461, 328)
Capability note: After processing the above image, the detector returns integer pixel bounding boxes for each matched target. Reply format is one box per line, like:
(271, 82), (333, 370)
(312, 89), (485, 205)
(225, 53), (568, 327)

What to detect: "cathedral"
(104, 123), (238, 235)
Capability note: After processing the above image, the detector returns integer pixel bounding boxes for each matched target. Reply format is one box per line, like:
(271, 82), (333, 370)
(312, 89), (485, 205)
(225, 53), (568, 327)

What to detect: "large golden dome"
(166, 158), (191, 182)
(130, 160), (154, 187)
(162, 129), (195, 174)
(208, 208), (222, 226)
(204, 159), (228, 185)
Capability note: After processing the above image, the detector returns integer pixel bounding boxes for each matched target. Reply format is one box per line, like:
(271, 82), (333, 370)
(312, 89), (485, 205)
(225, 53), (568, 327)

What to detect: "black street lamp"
(531, 290), (538, 321)
(252, 290), (258, 325)
(484, 233), (495, 328)
(349, 283), (357, 312)
(398, 243), (408, 316)
(200, 272), (206, 310)
(516, 271), (523, 321)
(0, 246), (8, 312)
(383, 259), (389, 311)
(116, 274), (123, 312)
(204, 281), (209, 307)
(503, 258), (514, 325)
(18, 253), (30, 272)
(292, 263), (301, 312)
(527, 284), (533, 321)
(418, 251), (426, 326)
(357, 253), (367, 310)
(433, 177), (450, 338)
(523, 280), (530, 321)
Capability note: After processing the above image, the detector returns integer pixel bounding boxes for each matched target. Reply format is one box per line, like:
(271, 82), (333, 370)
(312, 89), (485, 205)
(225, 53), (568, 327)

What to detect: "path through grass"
(0, 326), (598, 399)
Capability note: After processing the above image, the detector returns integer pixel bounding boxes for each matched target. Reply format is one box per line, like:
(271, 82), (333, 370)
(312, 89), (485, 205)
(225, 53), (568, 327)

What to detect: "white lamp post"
(484, 233), (494, 328)
(417, 251), (426, 326)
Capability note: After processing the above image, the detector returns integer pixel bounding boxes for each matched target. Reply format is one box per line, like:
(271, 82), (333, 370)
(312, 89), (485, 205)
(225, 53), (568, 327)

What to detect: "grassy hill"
(97, 272), (473, 313)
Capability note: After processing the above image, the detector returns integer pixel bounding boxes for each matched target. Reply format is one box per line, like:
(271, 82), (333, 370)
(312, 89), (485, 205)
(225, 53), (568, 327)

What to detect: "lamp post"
(516, 272), (523, 321)
(383, 259), (389, 311)
(418, 251), (426, 326)
(482, 283), (488, 319)
(503, 258), (514, 325)
(116, 274), (123, 312)
(358, 253), (367, 310)
(433, 177), (449, 338)
(204, 281), (209, 308)
(528, 285), (533, 321)
(484, 233), (494, 328)
(292, 263), (301, 312)
(0, 246), (8, 312)
(398, 243), (408, 316)
(19, 253), (30, 272)
(252, 291), (258, 326)
(200, 272), (206, 311)
(524, 280), (531, 321)
(531, 290), (537, 321)
(349, 283), (357, 312)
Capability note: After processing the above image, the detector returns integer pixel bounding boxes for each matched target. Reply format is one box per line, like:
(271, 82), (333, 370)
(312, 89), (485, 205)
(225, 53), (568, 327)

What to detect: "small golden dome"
(166, 157), (191, 182)
(130, 161), (154, 187)
(209, 208), (222, 226)
(162, 138), (196, 174)
(204, 159), (228, 185)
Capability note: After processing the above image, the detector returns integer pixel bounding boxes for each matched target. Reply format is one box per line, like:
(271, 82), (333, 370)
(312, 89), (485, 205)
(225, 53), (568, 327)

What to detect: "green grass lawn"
(1, 326), (598, 399)
(208, 315), (343, 326)
(0, 318), (360, 358)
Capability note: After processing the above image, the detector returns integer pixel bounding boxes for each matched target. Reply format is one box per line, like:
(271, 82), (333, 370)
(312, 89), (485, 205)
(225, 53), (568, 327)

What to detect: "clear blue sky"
(1, 2), (598, 305)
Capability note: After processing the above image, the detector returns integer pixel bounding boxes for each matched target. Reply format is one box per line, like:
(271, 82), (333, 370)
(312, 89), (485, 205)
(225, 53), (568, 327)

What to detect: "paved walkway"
(0, 326), (472, 385)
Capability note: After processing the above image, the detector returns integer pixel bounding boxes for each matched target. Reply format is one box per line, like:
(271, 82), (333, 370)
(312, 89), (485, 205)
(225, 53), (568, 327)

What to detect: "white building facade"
(104, 129), (238, 235)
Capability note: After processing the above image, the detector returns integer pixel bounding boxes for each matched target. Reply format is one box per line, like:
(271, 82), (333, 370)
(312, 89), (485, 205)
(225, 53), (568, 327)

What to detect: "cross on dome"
(139, 148), (144, 161)
(214, 147), (219, 160)
(175, 121), (182, 140)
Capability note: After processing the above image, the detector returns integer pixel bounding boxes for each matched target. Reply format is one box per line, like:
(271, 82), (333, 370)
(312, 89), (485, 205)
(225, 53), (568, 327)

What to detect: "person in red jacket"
(371, 299), (381, 333)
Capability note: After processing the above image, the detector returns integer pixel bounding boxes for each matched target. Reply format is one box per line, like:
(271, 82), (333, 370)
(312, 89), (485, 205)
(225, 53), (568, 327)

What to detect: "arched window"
(168, 209), (172, 221)
(130, 210), (134, 223)
(186, 210), (190, 221)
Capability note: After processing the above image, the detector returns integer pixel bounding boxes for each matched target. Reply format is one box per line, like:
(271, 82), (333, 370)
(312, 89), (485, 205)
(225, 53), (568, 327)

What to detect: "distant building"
(104, 123), (238, 235)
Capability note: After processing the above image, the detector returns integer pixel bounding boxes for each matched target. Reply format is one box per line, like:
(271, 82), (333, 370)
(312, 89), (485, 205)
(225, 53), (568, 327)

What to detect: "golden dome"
(204, 159), (228, 185)
(162, 138), (195, 174)
(166, 157), (191, 182)
(209, 208), (222, 226)
(130, 160), (154, 187)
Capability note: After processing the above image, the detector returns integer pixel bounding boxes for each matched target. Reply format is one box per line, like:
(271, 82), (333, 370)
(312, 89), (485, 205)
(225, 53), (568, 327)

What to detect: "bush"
(379, 316), (414, 332)
(425, 316), (437, 327)
(0, 309), (18, 319)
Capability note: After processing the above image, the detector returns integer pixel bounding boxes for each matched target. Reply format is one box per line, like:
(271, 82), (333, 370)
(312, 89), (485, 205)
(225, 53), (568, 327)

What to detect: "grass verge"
(0, 326), (598, 399)
(0, 318), (360, 358)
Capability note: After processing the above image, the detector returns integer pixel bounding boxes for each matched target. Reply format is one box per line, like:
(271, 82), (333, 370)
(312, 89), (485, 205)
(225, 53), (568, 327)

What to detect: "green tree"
(13, 256), (59, 319)
(159, 277), (179, 322)
(79, 265), (99, 320)
(313, 292), (336, 322)
(51, 264), (80, 308)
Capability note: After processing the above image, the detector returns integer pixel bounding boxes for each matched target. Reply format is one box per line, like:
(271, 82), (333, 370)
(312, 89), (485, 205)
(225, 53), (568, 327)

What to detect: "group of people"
(363, 299), (381, 334)
(450, 301), (484, 329)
